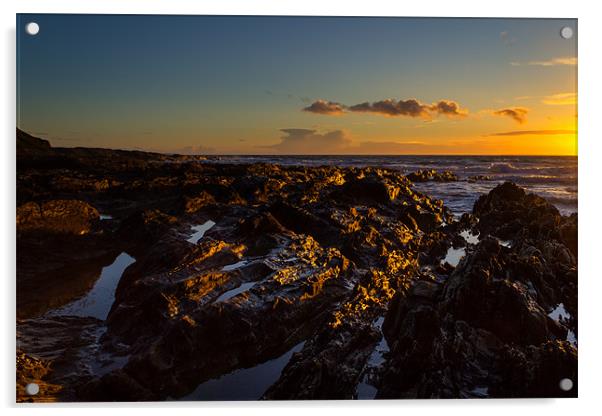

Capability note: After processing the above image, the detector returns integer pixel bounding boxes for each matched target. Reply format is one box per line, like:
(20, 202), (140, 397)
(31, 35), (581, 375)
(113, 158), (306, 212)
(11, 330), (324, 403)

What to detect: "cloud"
(542, 92), (577, 106)
(529, 57), (577, 66)
(302, 100), (346, 115)
(303, 98), (468, 119)
(511, 56), (577, 66)
(266, 129), (442, 155)
(492, 107), (529, 124)
(487, 129), (576, 137)
(349, 99), (430, 117)
(268, 129), (352, 153)
(429, 100), (468, 118)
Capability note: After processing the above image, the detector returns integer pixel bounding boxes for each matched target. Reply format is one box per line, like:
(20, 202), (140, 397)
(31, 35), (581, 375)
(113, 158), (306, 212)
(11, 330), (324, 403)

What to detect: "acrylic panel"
(16, 14), (578, 402)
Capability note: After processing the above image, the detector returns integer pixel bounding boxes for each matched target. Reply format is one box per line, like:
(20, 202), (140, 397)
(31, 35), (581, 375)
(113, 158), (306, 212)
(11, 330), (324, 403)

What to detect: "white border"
(5, 0), (585, 17)
(2, 1), (601, 415)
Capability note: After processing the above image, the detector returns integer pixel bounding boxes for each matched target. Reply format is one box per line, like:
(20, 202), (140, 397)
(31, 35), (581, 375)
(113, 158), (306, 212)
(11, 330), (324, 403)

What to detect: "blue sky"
(17, 14), (577, 154)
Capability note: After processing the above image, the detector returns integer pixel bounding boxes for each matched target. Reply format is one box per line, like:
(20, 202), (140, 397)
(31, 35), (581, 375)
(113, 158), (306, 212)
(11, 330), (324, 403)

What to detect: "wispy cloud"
(303, 98), (468, 119)
(542, 92), (577, 106)
(487, 129), (576, 137)
(492, 107), (529, 124)
(268, 128), (352, 153)
(529, 57), (577, 66)
(511, 56), (577, 67)
(265, 89), (312, 104)
(266, 129), (439, 155)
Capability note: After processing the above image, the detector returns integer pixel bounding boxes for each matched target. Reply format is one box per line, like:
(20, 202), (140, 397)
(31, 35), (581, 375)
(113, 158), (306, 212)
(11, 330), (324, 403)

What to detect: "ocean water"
(204, 156), (577, 216)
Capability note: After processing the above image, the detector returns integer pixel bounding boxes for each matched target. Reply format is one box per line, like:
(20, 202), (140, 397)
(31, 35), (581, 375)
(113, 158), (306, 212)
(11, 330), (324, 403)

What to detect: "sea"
(204, 156), (577, 217)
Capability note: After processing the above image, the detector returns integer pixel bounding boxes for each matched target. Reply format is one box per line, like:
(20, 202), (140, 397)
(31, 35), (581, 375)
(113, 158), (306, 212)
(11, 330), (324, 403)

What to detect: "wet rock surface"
(377, 182), (577, 399)
(16, 130), (577, 401)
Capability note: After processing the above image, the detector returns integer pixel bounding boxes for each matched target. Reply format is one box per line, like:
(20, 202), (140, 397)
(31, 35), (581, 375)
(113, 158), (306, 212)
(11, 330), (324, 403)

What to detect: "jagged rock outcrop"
(16, 130), (577, 401)
(376, 182), (577, 399)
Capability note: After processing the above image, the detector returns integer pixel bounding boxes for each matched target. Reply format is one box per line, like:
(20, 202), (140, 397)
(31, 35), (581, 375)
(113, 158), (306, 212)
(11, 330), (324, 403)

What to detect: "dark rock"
(377, 182), (577, 398)
(467, 175), (492, 183)
(441, 246), (551, 346)
(493, 340), (577, 398)
(79, 369), (154, 401)
(263, 323), (380, 400)
(338, 176), (400, 203)
(17, 128), (51, 152)
(17, 316), (107, 401)
(183, 191), (216, 214)
(406, 169), (458, 182)
(15, 129), (576, 401)
(17, 200), (99, 235)
(117, 209), (178, 246)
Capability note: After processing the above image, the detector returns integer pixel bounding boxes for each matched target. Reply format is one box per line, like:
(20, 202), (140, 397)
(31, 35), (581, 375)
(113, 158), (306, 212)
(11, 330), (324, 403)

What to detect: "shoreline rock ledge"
(15, 129), (576, 401)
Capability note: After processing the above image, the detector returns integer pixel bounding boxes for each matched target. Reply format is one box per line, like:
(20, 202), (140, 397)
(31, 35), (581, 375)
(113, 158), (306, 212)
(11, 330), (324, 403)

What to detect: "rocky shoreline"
(16, 129), (577, 401)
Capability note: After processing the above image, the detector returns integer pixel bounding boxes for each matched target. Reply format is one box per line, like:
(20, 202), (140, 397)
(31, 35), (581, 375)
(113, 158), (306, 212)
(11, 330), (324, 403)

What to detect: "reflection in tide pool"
(182, 341), (306, 400)
(471, 386), (489, 398)
(356, 317), (390, 399)
(215, 282), (256, 303)
(442, 246), (466, 267)
(548, 303), (577, 347)
(222, 260), (248, 272)
(48, 252), (136, 320)
(187, 220), (216, 244)
(460, 229), (480, 244)
(567, 330), (577, 346)
(548, 303), (571, 321)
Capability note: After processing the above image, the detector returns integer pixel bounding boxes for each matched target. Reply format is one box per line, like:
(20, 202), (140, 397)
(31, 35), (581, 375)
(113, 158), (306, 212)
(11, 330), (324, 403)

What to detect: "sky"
(17, 15), (577, 155)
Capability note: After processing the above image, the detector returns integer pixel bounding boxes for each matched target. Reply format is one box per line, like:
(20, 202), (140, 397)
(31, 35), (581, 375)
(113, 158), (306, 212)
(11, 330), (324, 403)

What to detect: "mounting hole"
(25, 383), (39, 395)
(25, 22), (40, 36)
(560, 26), (573, 39)
(559, 378), (573, 391)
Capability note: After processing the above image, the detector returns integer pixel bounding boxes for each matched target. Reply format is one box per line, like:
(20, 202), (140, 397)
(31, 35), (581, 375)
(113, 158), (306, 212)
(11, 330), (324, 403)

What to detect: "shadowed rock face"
(16, 130), (576, 401)
(377, 182), (577, 399)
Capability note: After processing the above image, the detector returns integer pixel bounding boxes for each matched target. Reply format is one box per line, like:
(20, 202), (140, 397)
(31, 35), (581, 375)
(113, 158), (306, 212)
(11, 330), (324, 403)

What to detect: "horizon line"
(52, 147), (580, 158)
(19, 129), (578, 158)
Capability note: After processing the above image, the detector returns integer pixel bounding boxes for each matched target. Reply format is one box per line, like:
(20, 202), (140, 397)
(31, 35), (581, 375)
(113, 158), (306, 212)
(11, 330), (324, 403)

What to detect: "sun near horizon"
(17, 15), (577, 156)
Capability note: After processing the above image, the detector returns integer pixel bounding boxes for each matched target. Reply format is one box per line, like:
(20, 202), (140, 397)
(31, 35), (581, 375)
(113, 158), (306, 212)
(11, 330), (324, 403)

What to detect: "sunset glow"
(17, 15), (577, 155)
